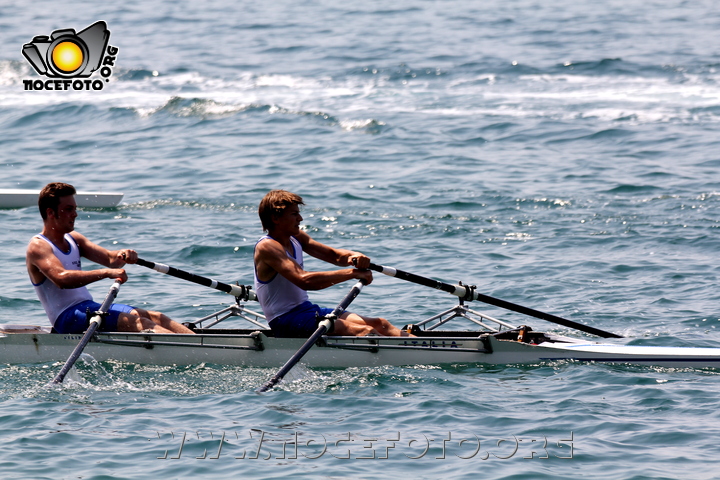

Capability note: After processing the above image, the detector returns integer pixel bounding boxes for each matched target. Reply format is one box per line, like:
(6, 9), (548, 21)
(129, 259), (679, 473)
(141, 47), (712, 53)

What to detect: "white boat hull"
(0, 189), (123, 208)
(3, 326), (720, 369)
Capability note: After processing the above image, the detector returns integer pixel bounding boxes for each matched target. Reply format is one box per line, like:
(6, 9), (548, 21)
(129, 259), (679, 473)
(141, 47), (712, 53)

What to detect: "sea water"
(1, 0), (720, 478)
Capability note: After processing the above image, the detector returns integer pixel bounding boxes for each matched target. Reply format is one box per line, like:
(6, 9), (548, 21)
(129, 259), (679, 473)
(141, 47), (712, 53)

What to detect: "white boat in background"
(0, 189), (124, 209)
(3, 301), (720, 369)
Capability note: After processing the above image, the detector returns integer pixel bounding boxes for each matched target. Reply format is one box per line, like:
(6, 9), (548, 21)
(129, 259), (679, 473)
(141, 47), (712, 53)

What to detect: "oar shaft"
(52, 280), (122, 384)
(368, 264), (461, 296)
(368, 263), (622, 339)
(136, 258), (256, 301)
(257, 281), (365, 392)
(471, 291), (620, 338)
(257, 319), (331, 393)
(329, 280), (365, 316)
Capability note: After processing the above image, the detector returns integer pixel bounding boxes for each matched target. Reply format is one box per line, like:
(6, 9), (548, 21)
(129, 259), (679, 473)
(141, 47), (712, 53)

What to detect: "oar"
(257, 280), (366, 393)
(368, 263), (622, 339)
(135, 258), (256, 301)
(51, 280), (122, 384)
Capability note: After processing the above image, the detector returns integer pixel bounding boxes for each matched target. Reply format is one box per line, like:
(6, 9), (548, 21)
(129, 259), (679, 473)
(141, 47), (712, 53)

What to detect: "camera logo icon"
(22, 21), (110, 78)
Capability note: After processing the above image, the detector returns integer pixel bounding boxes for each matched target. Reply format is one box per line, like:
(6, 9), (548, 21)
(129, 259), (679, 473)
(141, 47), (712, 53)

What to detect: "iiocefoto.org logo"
(21, 20), (119, 91)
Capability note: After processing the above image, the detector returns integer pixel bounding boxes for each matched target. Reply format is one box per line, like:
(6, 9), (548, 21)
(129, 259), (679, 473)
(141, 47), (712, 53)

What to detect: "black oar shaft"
(368, 263), (622, 339)
(136, 258), (256, 301)
(471, 292), (619, 338)
(370, 265), (459, 295)
(257, 281), (365, 393)
(52, 280), (122, 384)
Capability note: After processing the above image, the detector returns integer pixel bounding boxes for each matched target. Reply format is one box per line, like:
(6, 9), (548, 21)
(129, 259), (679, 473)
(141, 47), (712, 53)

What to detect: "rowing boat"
(4, 301), (720, 369)
(0, 189), (124, 209)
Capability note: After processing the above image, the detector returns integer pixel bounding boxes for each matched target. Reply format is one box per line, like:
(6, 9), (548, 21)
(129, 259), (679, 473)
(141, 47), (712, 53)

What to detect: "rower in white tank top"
(253, 235), (309, 321)
(31, 233), (93, 326)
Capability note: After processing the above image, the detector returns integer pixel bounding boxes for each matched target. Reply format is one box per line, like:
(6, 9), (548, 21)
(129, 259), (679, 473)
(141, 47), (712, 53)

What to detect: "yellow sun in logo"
(51, 41), (84, 73)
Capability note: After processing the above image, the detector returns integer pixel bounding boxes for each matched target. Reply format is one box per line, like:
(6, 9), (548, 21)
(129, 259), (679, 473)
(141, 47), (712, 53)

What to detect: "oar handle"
(135, 258), (256, 302)
(52, 280), (122, 384)
(257, 281), (366, 392)
(368, 263), (622, 339)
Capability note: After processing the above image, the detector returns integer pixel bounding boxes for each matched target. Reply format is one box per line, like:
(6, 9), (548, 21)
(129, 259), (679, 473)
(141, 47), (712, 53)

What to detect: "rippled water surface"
(1, 0), (720, 478)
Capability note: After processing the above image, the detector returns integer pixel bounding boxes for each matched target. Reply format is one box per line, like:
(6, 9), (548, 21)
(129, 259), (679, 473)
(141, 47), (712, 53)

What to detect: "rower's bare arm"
(71, 232), (133, 268)
(299, 231), (369, 268)
(256, 238), (370, 290)
(27, 237), (127, 288)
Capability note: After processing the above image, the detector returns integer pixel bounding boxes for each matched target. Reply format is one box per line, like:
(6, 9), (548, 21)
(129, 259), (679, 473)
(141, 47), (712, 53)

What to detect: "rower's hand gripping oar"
(257, 280), (366, 393)
(135, 258), (256, 302)
(368, 263), (622, 339)
(51, 280), (122, 385)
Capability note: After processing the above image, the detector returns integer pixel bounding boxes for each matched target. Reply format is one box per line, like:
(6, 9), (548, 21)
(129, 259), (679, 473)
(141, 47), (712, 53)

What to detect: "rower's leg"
(336, 313), (414, 337)
(359, 315), (414, 336)
(333, 314), (378, 336)
(117, 311), (174, 333)
(132, 308), (195, 334)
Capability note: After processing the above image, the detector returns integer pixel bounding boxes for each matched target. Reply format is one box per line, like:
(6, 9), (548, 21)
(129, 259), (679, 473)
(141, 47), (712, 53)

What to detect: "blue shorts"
(54, 300), (135, 334)
(269, 301), (336, 338)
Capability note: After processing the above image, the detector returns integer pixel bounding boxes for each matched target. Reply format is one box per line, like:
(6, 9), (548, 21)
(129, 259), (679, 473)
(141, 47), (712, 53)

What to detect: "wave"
(120, 198), (254, 212)
(0, 61), (34, 86)
(114, 68), (161, 81)
(132, 96), (387, 133)
(605, 184), (663, 194)
(550, 58), (676, 78)
(147, 96), (258, 118)
(1, 58), (719, 126)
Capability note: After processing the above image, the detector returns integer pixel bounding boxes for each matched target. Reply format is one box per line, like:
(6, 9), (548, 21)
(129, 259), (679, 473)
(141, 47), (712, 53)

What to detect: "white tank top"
(254, 235), (309, 321)
(32, 233), (93, 324)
